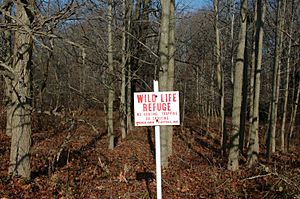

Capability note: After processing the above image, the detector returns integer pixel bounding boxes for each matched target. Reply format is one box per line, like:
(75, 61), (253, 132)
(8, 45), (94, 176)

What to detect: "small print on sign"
(134, 91), (180, 126)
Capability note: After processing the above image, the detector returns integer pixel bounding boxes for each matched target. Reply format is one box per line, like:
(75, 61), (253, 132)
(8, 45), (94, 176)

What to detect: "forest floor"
(0, 110), (300, 198)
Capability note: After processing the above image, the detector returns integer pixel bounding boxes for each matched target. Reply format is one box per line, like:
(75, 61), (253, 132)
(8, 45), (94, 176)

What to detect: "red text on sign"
(143, 103), (171, 112)
(137, 94), (157, 103)
(160, 93), (177, 102)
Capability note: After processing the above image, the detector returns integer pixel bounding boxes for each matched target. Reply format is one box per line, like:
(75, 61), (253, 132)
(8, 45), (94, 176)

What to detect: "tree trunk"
(107, 0), (114, 150)
(2, 0), (13, 137)
(196, 67), (200, 118)
(206, 100), (210, 130)
(159, 0), (170, 169)
(288, 81), (300, 149)
(227, 0), (248, 171)
(126, 0), (133, 132)
(166, 0), (175, 157)
(239, 31), (249, 153)
(9, 0), (34, 179)
(230, 0), (235, 85)
(126, 64), (132, 132)
(280, 0), (292, 152)
(214, 0), (226, 154)
(120, 0), (127, 139)
(247, 0), (265, 167)
(181, 81), (187, 130)
(247, 0), (258, 149)
(267, 0), (285, 158)
(5, 78), (13, 137)
(214, 0), (226, 155)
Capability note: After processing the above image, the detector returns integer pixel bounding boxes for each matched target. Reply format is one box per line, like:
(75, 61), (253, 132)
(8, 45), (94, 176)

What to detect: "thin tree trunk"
(120, 0), (127, 139)
(196, 67), (200, 118)
(107, 0), (114, 150)
(166, 0), (175, 157)
(280, 0), (292, 152)
(210, 59), (214, 127)
(159, 0), (170, 168)
(126, 65), (132, 131)
(2, 0), (13, 137)
(181, 81), (187, 131)
(230, 0), (235, 85)
(126, 0), (133, 132)
(227, 0), (248, 171)
(221, 76), (226, 155)
(5, 78), (13, 137)
(239, 31), (249, 153)
(207, 100), (210, 130)
(213, 0), (226, 151)
(248, 0), (258, 148)
(267, 0), (285, 158)
(208, 62), (213, 130)
(247, 0), (265, 167)
(288, 81), (300, 149)
(9, 0), (34, 178)
(168, 0), (175, 92)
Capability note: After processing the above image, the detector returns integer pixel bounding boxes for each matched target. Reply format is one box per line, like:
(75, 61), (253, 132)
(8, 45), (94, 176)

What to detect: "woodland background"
(0, 0), (300, 198)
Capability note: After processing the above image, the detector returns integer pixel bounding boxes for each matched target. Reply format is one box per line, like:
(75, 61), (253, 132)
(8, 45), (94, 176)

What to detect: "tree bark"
(120, 0), (127, 139)
(227, 0), (248, 171)
(288, 81), (300, 149)
(166, 0), (175, 157)
(107, 0), (114, 150)
(159, 0), (170, 168)
(280, 0), (292, 152)
(230, 0), (235, 85)
(126, 0), (133, 132)
(247, 0), (258, 149)
(247, 0), (265, 167)
(214, 0), (225, 155)
(267, 0), (285, 158)
(239, 31), (249, 153)
(9, 0), (34, 179)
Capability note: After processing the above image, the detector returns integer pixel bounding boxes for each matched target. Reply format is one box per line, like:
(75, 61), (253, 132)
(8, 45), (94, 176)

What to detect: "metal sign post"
(133, 80), (180, 199)
(153, 80), (162, 199)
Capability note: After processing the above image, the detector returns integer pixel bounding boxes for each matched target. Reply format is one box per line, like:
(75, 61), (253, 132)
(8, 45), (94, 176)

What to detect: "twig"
(240, 173), (273, 181)
(216, 179), (230, 190)
(276, 174), (300, 192)
(241, 171), (300, 192)
(98, 156), (110, 175)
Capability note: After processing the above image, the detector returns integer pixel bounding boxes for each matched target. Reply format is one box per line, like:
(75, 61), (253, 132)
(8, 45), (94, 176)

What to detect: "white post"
(153, 80), (162, 199)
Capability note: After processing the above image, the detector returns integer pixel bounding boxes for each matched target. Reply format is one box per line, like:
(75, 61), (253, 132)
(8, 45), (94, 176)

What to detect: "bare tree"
(247, 0), (258, 149)
(247, 0), (265, 167)
(280, 0), (293, 152)
(167, 0), (175, 157)
(107, 0), (114, 149)
(8, 0), (35, 178)
(1, 0), (13, 137)
(120, 0), (127, 139)
(227, 0), (248, 171)
(230, 0), (235, 85)
(287, 79), (300, 150)
(126, 0), (133, 133)
(267, 0), (286, 158)
(214, 0), (226, 155)
(159, 0), (171, 168)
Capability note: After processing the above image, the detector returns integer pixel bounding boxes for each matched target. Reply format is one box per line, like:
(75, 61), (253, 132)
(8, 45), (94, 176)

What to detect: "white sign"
(134, 91), (180, 126)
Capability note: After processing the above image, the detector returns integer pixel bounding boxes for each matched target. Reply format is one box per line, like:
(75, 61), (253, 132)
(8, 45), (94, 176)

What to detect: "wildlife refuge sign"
(134, 91), (180, 126)
(134, 80), (180, 199)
